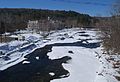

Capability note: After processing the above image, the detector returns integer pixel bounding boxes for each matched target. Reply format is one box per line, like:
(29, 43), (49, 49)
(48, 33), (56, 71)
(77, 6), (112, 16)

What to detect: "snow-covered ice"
(0, 28), (119, 82)
(48, 46), (100, 82)
(22, 61), (30, 64)
(36, 57), (39, 60)
(49, 72), (55, 76)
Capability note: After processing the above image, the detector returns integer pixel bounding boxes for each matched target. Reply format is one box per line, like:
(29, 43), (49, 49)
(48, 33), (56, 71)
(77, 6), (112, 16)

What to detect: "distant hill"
(0, 8), (94, 33)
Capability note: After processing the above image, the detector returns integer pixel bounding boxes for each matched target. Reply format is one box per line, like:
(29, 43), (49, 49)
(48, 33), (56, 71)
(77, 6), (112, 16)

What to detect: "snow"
(22, 33), (42, 39)
(49, 72), (55, 76)
(48, 46), (100, 82)
(0, 28), (119, 82)
(9, 35), (18, 38)
(0, 41), (27, 54)
(36, 57), (39, 60)
(22, 61), (30, 64)
(26, 36), (39, 42)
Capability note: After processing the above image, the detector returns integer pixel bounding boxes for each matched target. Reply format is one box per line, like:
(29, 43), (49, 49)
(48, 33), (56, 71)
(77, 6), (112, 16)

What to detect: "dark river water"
(0, 45), (72, 82)
(0, 34), (101, 82)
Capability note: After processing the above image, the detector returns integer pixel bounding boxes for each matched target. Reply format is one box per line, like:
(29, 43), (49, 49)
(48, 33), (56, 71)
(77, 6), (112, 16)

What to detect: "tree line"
(0, 8), (96, 33)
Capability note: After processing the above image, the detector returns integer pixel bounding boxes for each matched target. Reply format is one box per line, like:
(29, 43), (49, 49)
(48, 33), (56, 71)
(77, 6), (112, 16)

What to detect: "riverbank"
(0, 28), (119, 82)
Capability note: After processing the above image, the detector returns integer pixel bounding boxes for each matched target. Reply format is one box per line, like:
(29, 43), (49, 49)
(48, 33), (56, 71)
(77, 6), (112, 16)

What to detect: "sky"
(0, 0), (116, 16)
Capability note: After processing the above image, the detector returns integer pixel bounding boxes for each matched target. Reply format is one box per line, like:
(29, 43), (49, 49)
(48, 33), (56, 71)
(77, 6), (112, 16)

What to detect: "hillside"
(0, 8), (93, 33)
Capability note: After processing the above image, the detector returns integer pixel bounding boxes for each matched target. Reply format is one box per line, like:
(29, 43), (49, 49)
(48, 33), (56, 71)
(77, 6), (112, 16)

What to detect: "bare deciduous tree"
(112, 0), (120, 16)
(101, 0), (120, 55)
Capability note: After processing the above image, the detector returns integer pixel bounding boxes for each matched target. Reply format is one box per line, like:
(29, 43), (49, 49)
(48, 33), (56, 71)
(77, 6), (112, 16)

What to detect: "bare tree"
(101, 0), (120, 55)
(112, 0), (120, 16)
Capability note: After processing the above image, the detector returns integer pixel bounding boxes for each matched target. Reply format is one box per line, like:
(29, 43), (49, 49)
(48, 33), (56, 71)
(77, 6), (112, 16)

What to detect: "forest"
(0, 8), (95, 33)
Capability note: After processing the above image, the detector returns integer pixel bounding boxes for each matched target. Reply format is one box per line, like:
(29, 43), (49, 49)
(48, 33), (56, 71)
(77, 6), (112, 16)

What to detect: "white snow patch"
(26, 36), (38, 42)
(49, 72), (55, 76)
(22, 61), (30, 64)
(36, 57), (39, 60)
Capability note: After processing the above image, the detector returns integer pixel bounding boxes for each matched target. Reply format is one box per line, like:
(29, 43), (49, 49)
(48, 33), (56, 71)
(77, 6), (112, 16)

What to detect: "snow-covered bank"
(48, 46), (100, 82)
(0, 28), (119, 82)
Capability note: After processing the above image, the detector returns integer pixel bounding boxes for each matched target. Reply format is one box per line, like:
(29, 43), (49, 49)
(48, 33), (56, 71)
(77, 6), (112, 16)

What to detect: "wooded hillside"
(0, 8), (95, 33)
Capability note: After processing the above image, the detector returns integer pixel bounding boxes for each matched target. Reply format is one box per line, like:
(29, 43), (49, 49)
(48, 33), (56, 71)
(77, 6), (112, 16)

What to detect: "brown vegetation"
(97, 0), (120, 55)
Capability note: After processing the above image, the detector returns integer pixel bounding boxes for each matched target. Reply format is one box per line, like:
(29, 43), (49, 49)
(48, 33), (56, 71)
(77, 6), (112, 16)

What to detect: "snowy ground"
(48, 46), (100, 82)
(0, 28), (119, 82)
